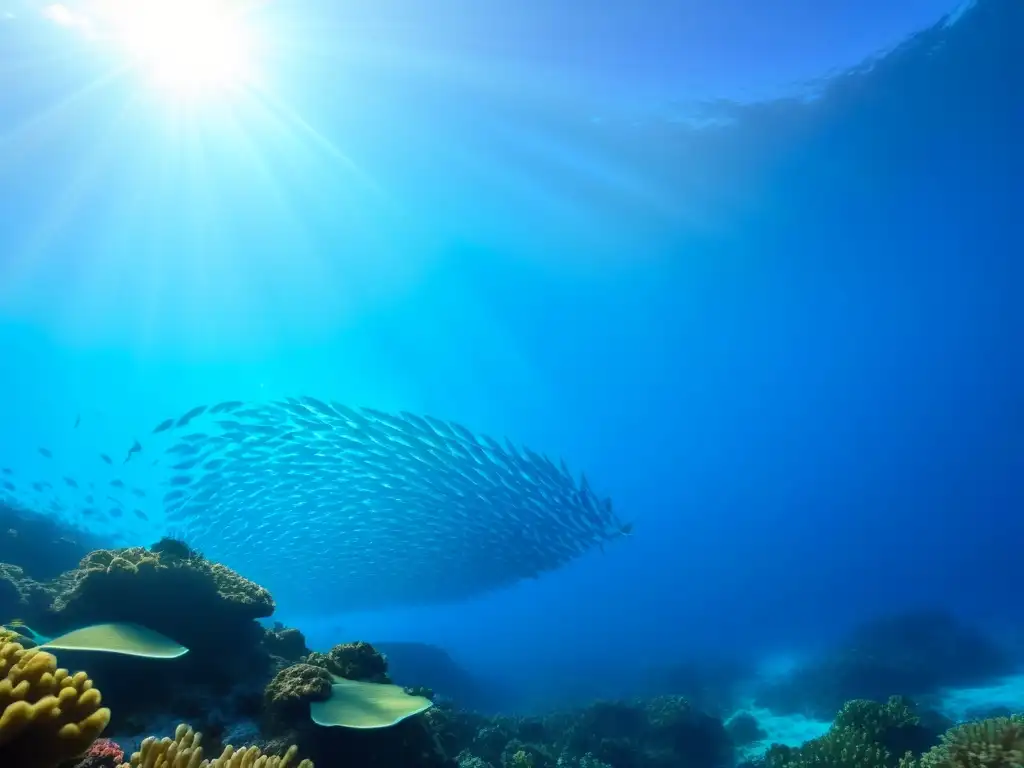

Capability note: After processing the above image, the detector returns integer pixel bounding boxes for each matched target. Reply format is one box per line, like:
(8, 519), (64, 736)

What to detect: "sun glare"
(102, 0), (257, 94)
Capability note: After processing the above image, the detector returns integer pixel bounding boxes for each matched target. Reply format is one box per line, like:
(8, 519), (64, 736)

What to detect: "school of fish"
(1, 397), (631, 611)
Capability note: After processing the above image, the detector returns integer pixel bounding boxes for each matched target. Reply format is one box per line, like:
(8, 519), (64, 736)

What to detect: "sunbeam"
(42, 0), (266, 97)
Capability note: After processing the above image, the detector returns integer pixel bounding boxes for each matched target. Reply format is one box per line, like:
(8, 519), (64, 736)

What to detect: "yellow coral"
(130, 723), (314, 768)
(0, 632), (110, 768)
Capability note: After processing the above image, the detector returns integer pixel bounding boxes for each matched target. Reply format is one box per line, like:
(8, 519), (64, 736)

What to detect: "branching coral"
(908, 715), (1024, 768)
(768, 726), (891, 768)
(767, 697), (934, 768)
(834, 697), (919, 736)
(130, 723), (313, 768)
(0, 632), (110, 768)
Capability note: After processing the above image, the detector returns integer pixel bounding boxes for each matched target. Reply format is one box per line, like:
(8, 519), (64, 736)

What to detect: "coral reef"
(48, 539), (274, 631)
(634, 657), (754, 717)
(436, 695), (733, 768)
(0, 633), (110, 768)
(130, 722), (312, 768)
(765, 697), (947, 768)
(910, 715), (1024, 768)
(264, 664), (333, 728)
(266, 643), (451, 768)
(0, 541), (281, 734)
(77, 737), (125, 767)
(3, 535), (1019, 768)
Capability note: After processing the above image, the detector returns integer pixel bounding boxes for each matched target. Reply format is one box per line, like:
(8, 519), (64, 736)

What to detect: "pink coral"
(83, 738), (124, 765)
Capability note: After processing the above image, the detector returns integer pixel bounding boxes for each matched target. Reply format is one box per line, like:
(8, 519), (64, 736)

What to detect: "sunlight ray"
(0, 64), (130, 160)
(246, 87), (388, 201)
(0, 87), (138, 304)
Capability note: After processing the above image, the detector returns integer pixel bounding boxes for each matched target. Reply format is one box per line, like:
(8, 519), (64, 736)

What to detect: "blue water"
(1, 0), (1020, 713)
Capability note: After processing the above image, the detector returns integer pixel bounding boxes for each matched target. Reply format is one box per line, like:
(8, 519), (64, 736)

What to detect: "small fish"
(123, 440), (142, 464)
(209, 400), (244, 413)
(110, 479), (125, 489)
(134, 398), (628, 612)
(37, 447), (52, 459)
(100, 454), (113, 465)
(74, 414), (81, 428)
(153, 418), (176, 434)
(63, 477), (79, 489)
(133, 509), (149, 520)
(176, 405), (207, 428)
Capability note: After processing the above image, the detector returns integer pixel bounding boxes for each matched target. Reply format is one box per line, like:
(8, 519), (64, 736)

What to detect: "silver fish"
(142, 399), (630, 611)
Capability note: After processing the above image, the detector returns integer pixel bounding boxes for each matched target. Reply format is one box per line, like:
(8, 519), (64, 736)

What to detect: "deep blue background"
(0, 0), (1019, 708)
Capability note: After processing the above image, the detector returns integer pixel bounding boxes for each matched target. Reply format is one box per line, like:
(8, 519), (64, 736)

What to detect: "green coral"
(767, 726), (891, 768)
(910, 715), (1024, 768)
(645, 695), (694, 727)
(767, 697), (929, 768)
(502, 740), (554, 768)
(835, 697), (919, 736)
(458, 752), (494, 768)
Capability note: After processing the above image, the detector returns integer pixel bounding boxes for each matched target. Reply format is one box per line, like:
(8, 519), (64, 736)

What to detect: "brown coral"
(130, 722), (313, 768)
(53, 544), (274, 621)
(0, 633), (110, 768)
(44, 543), (274, 651)
(263, 624), (310, 662)
(305, 641), (390, 683)
(265, 664), (333, 708)
(262, 663), (332, 734)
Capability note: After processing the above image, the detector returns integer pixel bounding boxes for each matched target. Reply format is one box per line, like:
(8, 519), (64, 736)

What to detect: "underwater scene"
(0, 0), (1021, 766)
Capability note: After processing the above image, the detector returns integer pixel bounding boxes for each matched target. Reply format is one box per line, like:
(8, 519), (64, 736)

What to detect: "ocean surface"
(0, 0), (1021, 730)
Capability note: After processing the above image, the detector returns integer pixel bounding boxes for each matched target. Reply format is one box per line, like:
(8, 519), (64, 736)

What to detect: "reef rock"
(42, 538), (273, 644)
(304, 641), (391, 683)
